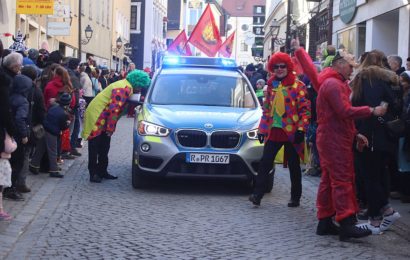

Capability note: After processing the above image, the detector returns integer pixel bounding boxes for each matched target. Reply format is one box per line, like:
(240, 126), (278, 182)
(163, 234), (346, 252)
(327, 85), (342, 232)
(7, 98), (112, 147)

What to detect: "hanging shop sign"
(47, 22), (70, 36)
(16, 0), (54, 15)
(339, 0), (357, 24)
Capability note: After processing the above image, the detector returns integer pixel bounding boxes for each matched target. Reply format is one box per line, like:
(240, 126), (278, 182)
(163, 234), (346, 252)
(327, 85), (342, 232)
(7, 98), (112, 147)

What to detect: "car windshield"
(150, 74), (256, 108)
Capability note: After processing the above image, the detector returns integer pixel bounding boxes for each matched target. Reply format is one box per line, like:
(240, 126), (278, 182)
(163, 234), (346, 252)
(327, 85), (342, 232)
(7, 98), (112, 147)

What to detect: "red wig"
(267, 52), (294, 73)
(267, 52), (296, 86)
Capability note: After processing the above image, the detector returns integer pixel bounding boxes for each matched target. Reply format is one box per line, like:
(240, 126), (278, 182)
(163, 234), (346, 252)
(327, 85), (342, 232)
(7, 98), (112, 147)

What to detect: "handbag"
(32, 124), (45, 139)
(385, 118), (406, 138)
(4, 131), (17, 154)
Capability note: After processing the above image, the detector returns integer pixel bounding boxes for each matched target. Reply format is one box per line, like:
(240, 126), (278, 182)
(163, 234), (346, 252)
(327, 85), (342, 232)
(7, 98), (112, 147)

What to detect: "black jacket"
(28, 84), (46, 126)
(352, 68), (398, 151)
(0, 67), (16, 152)
(67, 68), (81, 108)
(43, 104), (70, 136)
(9, 74), (33, 140)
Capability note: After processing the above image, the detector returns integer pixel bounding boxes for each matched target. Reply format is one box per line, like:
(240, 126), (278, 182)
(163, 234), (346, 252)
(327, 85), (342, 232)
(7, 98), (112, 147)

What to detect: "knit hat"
(28, 48), (39, 60)
(48, 50), (63, 64)
(245, 63), (256, 72)
(126, 70), (151, 89)
(58, 93), (72, 106)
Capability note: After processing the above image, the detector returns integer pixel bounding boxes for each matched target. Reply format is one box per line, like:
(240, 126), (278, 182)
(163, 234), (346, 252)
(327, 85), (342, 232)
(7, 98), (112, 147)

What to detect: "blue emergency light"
(162, 56), (238, 70)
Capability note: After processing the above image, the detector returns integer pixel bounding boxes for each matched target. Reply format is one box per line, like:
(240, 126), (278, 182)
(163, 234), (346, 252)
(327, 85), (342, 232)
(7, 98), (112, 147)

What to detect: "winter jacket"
(43, 103), (70, 136)
(28, 84), (46, 126)
(80, 72), (94, 97)
(43, 75), (76, 110)
(67, 68), (81, 108)
(351, 66), (398, 151)
(9, 74), (33, 140)
(0, 67), (16, 152)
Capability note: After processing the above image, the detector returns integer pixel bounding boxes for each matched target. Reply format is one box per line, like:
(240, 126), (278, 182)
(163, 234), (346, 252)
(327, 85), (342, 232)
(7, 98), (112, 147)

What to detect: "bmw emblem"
(204, 123), (213, 129)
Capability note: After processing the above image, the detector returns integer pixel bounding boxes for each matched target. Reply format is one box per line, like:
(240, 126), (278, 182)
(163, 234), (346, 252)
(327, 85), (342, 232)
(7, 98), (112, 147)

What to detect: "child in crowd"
(0, 132), (17, 221)
(29, 93), (72, 178)
(255, 79), (266, 106)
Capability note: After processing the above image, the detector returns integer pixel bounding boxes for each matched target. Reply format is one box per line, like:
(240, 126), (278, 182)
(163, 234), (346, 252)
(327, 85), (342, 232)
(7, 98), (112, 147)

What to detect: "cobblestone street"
(1, 118), (410, 259)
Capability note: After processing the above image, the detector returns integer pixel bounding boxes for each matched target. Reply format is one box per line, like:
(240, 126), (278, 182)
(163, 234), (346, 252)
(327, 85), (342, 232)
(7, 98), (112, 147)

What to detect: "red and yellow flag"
(188, 4), (222, 57)
(219, 31), (235, 58)
(167, 30), (192, 56)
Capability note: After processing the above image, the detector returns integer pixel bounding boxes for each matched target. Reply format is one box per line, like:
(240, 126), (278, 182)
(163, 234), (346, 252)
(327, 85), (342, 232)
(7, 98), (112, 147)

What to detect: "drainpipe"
(327, 0), (333, 44)
(78, 0), (82, 59)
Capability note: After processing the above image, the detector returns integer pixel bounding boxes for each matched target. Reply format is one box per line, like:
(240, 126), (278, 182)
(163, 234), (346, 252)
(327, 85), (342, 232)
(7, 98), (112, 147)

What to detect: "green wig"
(126, 70), (151, 89)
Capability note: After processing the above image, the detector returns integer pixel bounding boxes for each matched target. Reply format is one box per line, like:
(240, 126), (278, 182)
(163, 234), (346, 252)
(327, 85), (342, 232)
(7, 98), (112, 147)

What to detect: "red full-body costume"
(295, 49), (371, 222)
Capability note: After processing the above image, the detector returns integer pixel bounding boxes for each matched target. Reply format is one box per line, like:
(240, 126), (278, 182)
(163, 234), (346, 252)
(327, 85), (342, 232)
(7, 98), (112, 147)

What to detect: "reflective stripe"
(145, 136), (162, 143)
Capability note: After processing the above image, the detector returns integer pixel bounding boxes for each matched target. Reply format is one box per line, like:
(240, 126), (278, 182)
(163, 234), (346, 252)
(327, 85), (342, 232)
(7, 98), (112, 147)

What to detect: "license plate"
(186, 153), (230, 164)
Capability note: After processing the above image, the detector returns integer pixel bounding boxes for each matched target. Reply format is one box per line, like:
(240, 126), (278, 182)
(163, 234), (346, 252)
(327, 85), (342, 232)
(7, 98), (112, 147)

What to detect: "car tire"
(132, 159), (149, 189)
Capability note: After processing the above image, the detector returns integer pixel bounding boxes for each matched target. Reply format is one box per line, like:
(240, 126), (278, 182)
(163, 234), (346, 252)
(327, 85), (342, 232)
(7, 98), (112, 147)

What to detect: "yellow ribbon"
(270, 84), (285, 117)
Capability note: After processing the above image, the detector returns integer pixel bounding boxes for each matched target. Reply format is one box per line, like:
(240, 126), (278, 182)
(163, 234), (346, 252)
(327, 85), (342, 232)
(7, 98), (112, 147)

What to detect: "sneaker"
(248, 194), (262, 206)
(16, 184), (31, 193)
(57, 158), (64, 164)
(70, 148), (82, 157)
(356, 222), (381, 235)
(29, 165), (40, 175)
(61, 153), (76, 160)
(49, 172), (64, 178)
(380, 211), (401, 232)
(4, 188), (24, 201)
(0, 212), (13, 221)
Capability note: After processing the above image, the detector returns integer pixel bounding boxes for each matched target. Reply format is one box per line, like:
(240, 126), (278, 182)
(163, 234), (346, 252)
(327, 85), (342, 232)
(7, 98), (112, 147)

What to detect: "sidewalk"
(0, 155), (78, 259)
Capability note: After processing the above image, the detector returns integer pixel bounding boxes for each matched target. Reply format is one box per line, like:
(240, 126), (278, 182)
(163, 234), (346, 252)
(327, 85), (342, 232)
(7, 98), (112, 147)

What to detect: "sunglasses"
(273, 64), (287, 69)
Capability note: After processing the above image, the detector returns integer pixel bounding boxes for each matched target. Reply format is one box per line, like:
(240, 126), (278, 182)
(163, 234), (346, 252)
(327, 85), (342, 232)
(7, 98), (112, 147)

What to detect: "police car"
(130, 56), (269, 189)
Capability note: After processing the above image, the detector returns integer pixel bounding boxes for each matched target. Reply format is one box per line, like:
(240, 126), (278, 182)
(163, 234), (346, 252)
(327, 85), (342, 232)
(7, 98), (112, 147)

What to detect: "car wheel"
(132, 159), (149, 189)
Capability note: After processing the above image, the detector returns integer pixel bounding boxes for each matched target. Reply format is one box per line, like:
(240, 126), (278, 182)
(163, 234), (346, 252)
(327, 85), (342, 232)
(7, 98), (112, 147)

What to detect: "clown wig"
(267, 52), (296, 86)
(126, 69), (151, 89)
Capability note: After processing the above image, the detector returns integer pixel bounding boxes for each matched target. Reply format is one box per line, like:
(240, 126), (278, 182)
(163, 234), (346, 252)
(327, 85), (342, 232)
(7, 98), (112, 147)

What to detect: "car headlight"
(137, 121), (170, 137)
(246, 129), (258, 140)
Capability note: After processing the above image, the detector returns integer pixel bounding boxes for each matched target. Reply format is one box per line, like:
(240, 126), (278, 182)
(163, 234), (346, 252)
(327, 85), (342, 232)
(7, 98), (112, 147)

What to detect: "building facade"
(332, 0), (410, 60)
(130, 0), (167, 70)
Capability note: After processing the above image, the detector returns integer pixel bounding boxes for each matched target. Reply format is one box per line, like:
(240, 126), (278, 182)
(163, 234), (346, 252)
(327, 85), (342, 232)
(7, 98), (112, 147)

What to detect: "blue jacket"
(43, 104), (70, 136)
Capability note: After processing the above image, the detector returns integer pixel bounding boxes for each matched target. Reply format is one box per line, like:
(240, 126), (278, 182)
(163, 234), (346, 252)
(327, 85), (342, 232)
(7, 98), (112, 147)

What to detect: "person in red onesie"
(295, 47), (388, 241)
(249, 52), (311, 207)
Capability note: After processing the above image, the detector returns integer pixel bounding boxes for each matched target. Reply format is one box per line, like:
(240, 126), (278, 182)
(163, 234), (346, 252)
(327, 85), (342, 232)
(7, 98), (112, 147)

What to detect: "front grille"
(211, 131), (240, 148)
(177, 130), (207, 148)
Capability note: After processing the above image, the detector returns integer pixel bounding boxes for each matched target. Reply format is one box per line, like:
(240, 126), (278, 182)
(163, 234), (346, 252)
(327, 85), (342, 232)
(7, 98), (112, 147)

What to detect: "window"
(130, 2), (141, 33)
(240, 41), (248, 52)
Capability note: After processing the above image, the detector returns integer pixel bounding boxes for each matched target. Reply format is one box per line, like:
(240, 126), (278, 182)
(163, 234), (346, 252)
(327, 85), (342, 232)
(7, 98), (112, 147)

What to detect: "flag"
(2, 33), (13, 37)
(218, 31), (235, 58)
(167, 30), (192, 56)
(188, 4), (222, 57)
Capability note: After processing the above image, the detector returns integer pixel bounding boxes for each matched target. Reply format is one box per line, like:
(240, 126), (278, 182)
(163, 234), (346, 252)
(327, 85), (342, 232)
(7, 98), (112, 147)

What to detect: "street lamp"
(112, 37), (123, 71)
(81, 25), (93, 45)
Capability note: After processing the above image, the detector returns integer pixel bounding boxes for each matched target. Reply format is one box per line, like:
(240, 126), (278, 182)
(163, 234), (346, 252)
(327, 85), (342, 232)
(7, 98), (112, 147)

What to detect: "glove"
(257, 133), (265, 144)
(294, 130), (304, 144)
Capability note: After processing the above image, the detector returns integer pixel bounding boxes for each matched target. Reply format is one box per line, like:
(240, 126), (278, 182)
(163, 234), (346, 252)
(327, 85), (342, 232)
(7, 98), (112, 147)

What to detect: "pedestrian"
(82, 70), (151, 183)
(248, 52), (311, 207)
(295, 46), (388, 241)
(30, 93), (72, 178)
(351, 50), (401, 234)
(4, 74), (33, 199)
(80, 64), (94, 105)
(0, 39), (16, 220)
(255, 79), (265, 106)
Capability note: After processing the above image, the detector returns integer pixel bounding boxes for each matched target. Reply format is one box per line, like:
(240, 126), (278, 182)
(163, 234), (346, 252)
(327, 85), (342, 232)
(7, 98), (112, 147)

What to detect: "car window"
(150, 74), (256, 108)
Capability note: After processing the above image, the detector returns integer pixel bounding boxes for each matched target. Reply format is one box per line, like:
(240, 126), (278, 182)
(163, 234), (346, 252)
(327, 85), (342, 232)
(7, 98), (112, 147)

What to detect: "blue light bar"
(162, 56), (238, 70)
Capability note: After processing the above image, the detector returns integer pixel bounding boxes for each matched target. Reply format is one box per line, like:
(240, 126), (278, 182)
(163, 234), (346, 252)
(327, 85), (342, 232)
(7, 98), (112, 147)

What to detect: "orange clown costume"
(249, 52), (311, 206)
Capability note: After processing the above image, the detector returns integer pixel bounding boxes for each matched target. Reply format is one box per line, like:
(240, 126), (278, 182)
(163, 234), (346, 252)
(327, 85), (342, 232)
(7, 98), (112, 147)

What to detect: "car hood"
(142, 104), (261, 131)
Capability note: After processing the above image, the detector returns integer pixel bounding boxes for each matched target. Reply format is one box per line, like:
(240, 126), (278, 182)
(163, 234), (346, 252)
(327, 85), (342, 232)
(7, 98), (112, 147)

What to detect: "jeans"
(88, 132), (111, 177)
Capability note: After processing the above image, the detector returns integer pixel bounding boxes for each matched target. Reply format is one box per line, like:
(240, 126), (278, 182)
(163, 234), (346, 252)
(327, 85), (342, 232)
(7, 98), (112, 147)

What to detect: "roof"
(222, 0), (266, 17)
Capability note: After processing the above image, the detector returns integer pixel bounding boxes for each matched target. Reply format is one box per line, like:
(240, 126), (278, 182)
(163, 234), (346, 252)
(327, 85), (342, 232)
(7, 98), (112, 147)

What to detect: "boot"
(16, 184), (31, 193)
(339, 215), (371, 241)
(316, 217), (339, 236)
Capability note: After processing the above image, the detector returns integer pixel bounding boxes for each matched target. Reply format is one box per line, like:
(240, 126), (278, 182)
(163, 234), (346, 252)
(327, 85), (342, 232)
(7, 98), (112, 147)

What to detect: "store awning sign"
(339, 0), (357, 24)
(16, 0), (54, 15)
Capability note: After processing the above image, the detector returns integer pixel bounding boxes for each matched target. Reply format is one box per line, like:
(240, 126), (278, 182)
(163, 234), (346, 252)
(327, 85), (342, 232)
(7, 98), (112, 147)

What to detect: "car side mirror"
(128, 94), (143, 106)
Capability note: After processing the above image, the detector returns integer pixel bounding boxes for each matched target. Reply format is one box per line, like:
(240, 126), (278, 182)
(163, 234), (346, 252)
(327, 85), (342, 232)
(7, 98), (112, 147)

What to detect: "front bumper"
(133, 133), (263, 178)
